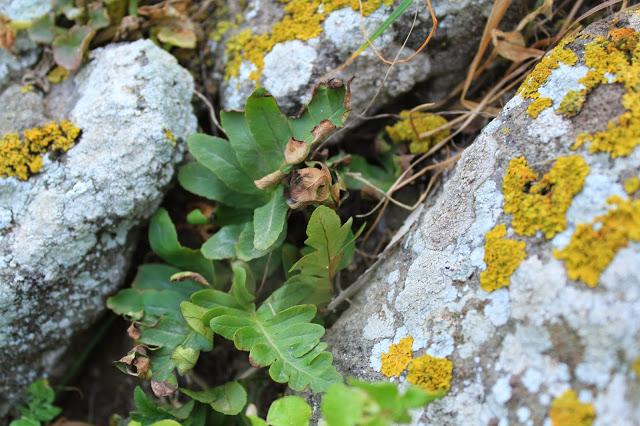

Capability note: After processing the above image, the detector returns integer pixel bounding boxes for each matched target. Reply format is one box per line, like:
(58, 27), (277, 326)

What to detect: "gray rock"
(0, 39), (196, 414)
(325, 10), (640, 426)
(0, 0), (50, 22)
(213, 0), (528, 115)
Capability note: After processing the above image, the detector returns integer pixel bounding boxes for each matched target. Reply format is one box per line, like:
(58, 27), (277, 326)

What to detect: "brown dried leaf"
(254, 170), (286, 190)
(284, 138), (310, 165)
(151, 380), (177, 397)
(170, 271), (210, 286)
(127, 323), (141, 340)
(287, 164), (333, 209)
(311, 120), (337, 145)
(491, 29), (544, 62)
(0, 17), (15, 51)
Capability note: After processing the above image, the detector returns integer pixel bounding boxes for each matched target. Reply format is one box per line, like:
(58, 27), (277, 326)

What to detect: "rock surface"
(0, 40), (196, 413)
(326, 10), (640, 426)
(213, 0), (528, 114)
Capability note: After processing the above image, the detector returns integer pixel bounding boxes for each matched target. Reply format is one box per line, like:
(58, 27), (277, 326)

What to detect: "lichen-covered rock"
(0, 39), (196, 414)
(213, 0), (528, 114)
(326, 10), (640, 425)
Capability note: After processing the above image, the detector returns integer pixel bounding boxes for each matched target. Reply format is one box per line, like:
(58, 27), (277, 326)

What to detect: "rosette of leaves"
(107, 209), (216, 396)
(182, 207), (358, 393)
(179, 81), (351, 263)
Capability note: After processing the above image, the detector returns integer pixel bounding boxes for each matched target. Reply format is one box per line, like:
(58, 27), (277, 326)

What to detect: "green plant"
(10, 380), (61, 426)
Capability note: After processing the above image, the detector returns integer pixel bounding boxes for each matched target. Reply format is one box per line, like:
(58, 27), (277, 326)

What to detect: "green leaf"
(88, 4), (111, 30)
(287, 206), (360, 306)
(130, 387), (197, 426)
(201, 224), (245, 260)
(10, 380), (61, 426)
(220, 110), (273, 180)
(149, 209), (215, 284)
(28, 14), (56, 44)
(236, 221), (286, 262)
(267, 396), (311, 426)
(341, 154), (399, 194)
(178, 162), (264, 209)
(52, 25), (95, 70)
(181, 382), (247, 416)
(244, 89), (292, 169)
(290, 82), (350, 142)
(187, 134), (261, 196)
(186, 209), (210, 225)
(253, 186), (288, 251)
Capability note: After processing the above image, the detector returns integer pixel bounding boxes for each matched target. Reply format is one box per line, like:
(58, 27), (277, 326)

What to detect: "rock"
(0, 39), (196, 414)
(213, 0), (528, 114)
(0, 0), (50, 22)
(325, 10), (640, 425)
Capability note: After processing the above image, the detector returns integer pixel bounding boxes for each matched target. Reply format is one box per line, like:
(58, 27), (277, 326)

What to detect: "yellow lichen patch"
(570, 30), (640, 157)
(0, 120), (81, 181)
(380, 336), (413, 378)
(518, 40), (578, 100)
(47, 66), (69, 84)
(503, 156), (590, 238)
(554, 196), (640, 287)
(527, 97), (553, 119)
(549, 390), (596, 426)
(633, 357), (640, 378)
(557, 89), (586, 117)
(164, 128), (176, 146)
(224, 0), (394, 81)
(624, 176), (640, 194)
(20, 84), (33, 93)
(385, 111), (450, 154)
(480, 224), (527, 292)
(406, 354), (452, 394)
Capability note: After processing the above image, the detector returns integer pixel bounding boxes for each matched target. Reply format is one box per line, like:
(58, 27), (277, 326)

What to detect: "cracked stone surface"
(0, 40), (196, 414)
(213, 0), (528, 115)
(325, 11), (640, 426)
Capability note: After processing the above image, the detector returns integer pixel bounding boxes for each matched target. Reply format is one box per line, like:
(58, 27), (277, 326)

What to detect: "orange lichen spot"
(571, 30), (640, 157)
(224, 0), (394, 81)
(385, 111), (450, 154)
(558, 90), (586, 117)
(549, 390), (595, 426)
(0, 120), (81, 180)
(380, 336), (413, 378)
(406, 354), (452, 394)
(503, 156), (589, 238)
(554, 196), (640, 287)
(518, 40), (578, 100)
(624, 176), (640, 194)
(480, 224), (527, 292)
(527, 97), (553, 118)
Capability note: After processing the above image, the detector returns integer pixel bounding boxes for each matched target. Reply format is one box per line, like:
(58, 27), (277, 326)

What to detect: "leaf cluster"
(9, 380), (61, 426)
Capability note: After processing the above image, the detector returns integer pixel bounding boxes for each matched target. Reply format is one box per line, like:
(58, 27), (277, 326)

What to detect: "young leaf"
(181, 382), (247, 416)
(244, 88), (292, 168)
(149, 208), (215, 284)
(201, 223), (245, 260)
(253, 186), (288, 251)
(10, 380), (61, 426)
(130, 387), (201, 426)
(187, 134), (262, 195)
(186, 209), (210, 225)
(178, 162), (264, 209)
(256, 396), (311, 426)
(286, 206), (360, 306)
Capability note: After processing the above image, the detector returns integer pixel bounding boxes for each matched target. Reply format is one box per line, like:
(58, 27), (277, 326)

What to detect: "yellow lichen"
(380, 336), (413, 378)
(164, 128), (176, 146)
(557, 89), (586, 117)
(503, 156), (589, 239)
(554, 196), (640, 287)
(47, 66), (69, 84)
(527, 97), (553, 118)
(224, 0), (394, 82)
(549, 390), (596, 426)
(20, 84), (33, 93)
(518, 40), (578, 100)
(480, 224), (527, 292)
(633, 358), (640, 378)
(624, 176), (640, 194)
(406, 354), (452, 394)
(385, 111), (450, 154)
(0, 120), (81, 181)
(570, 30), (640, 157)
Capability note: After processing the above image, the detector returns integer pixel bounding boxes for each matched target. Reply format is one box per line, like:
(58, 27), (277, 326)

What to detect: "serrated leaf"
(178, 162), (264, 209)
(52, 25), (95, 70)
(181, 382), (247, 415)
(187, 134), (261, 196)
(187, 267), (340, 393)
(287, 206), (360, 306)
(149, 209), (215, 284)
(201, 223), (245, 260)
(253, 186), (288, 251)
(244, 88), (292, 168)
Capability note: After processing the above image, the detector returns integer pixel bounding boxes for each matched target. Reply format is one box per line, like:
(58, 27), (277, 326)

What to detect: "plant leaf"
(291, 82), (350, 142)
(267, 396), (311, 426)
(201, 223), (245, 260)
(149, 209), (215, 284)
(187, 133), (262, 196)
(253, 186), (288, 251)
(236, 221), (286, 262)
(220, 110), (273, 180)
(181, 382), (247, 416)
(52, 25), (95, 70)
